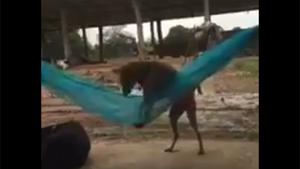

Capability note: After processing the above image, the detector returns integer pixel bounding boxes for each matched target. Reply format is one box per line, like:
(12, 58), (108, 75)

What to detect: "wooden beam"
(60, 9), (71, 60)
(131, 0), (145, 60)
(204, 0), (211, 22)
(98, 26), (104, 62)
(81, 25), (89, 60)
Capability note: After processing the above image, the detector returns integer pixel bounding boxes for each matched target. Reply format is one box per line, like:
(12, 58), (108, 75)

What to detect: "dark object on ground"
(42, 121), (91, 169)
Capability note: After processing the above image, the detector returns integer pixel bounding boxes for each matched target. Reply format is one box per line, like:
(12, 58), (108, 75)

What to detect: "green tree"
(153, 25), (193, 58)
(100, 26), (138, 58)
(42, 30), (95, 63)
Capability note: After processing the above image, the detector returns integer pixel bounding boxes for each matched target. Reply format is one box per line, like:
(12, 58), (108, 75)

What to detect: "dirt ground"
(83, 139), (258, 169)
(66, 56), (258, 94)
(42, 56), (259, 169)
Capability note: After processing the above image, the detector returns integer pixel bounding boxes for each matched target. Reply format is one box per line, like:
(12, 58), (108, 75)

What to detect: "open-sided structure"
(42, 0), (258, 61)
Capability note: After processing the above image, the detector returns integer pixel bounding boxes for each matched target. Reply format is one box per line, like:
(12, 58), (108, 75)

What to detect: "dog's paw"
(164, 148), (173, 152)
(164, 148), (179, 153)
(198, 150), (205, 155)
(133, 123), (145, 128)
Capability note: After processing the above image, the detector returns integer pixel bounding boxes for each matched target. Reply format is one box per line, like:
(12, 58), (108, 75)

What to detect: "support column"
(81, 25), (89, 60)
(98, 26), (104, 62)
(60, 9), (71, 60)
(150, 21), (156, 47)
(150, 21), (157, 60)
(131, 0), (145, 60)
(41, 31), (45, 58)
(156, 19), (163, 59)
(156, 19), (163, 46)
(203, 0), (211, 22)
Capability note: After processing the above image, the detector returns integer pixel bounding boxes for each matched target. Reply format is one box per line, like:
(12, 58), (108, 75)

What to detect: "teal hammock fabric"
(41, 26), (258, 127)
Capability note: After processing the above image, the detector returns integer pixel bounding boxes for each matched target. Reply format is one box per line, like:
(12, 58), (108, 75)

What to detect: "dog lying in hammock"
(118, 61), (205, 155)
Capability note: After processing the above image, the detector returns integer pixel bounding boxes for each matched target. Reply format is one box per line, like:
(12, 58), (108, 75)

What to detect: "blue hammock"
(41, 26), (258, 127)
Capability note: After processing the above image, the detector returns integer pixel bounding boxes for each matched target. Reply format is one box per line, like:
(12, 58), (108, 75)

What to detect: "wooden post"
(41, 31), (45, 57)
(131, 0), (145, 60)
(81, 25), (89, 60)
(150, 21), (157, 60)
(60, 9), (71, 60)
(203, 0), (211, 22)
(98, 26), (104, 62)
(156, 19), (163, 59)
(150, 21), (156, 47)
(156, 19), (163, 46)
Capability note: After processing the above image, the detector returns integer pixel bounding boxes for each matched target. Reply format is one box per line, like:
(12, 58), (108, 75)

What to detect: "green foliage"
(164, 25), (191, 46)
(101, 27), (137, 58)
(163, 25), (192, 55)
(42, 26), (138, 63)
(150, 25), (199, 57)
(232, 58), (259, 77)
(42, 30), (94, 61)
(42, 31), (65, 60)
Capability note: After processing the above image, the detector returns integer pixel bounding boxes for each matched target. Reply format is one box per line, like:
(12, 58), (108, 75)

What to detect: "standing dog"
(118, 61), (205, 155)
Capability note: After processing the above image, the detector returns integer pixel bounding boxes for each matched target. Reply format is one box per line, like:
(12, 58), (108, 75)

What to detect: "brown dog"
(118, 61), (205, 155)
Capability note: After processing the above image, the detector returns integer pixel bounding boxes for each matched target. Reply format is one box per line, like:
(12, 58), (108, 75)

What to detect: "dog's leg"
(164, 106), (184, 153)
(186, 102), (205, 155)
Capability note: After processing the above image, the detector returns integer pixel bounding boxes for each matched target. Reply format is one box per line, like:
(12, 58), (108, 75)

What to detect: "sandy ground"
(83, 139), (258, 169)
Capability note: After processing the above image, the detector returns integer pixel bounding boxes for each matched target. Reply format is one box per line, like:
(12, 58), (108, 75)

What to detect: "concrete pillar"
(60, 9), (71, 60)
(132, 0), (145, 60)
(203, 0), (211, 22)
(150, 21), (156, 47)
(81, 25), (89, 60)
(98, 26), (104, 62)
(156, 19), (163, 59)
(156, 19), (163, 46)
